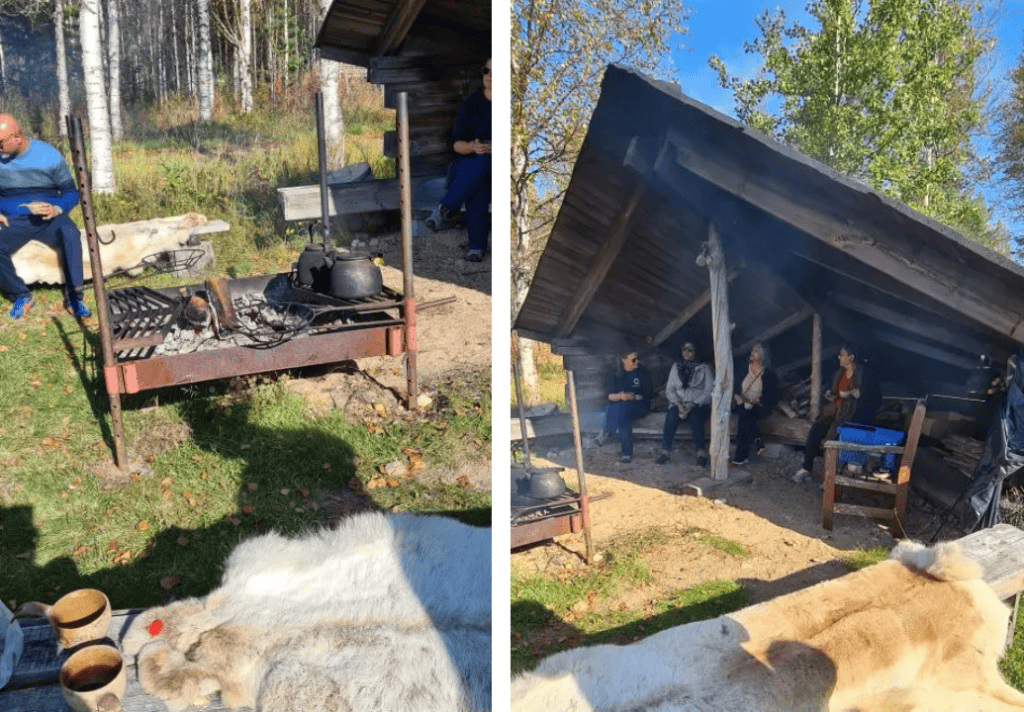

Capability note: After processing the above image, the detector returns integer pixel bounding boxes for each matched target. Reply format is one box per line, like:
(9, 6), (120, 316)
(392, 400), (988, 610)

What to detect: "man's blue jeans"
(442, 154), (491, 253)
(0, 214), (83, 299)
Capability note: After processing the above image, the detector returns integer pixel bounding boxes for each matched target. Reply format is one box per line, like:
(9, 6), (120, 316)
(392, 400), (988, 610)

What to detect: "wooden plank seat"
(822, 400), (927, 536)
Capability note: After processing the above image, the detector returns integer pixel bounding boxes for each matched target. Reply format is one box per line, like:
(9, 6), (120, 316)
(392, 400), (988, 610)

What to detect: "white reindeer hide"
(12, 212), (207, 285)
(511, 541), (1024, 711)
(122, 512), (491, 712)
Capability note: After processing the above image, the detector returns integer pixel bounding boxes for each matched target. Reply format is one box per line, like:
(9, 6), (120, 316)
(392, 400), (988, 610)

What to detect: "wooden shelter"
(515, 65), (1024, 479)
(314, 0), (491, 178)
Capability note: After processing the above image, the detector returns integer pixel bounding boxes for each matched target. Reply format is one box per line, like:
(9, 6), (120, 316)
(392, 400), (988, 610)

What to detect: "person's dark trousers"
(442, 154), (491, 253)
(0, 214), (84, 299)
(605, 400), (649, 458)
(802, 416), (834, 471)
(733, 404), (766, 461)
(661, 404), (709, 452)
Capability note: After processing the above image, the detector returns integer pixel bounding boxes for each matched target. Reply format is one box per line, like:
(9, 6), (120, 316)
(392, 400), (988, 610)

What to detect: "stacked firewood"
(778, 377), (812, 418)
(938, 435), (985, 478)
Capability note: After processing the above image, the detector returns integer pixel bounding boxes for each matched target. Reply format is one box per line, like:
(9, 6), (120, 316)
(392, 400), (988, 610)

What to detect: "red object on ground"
(149, 620), (163, 637)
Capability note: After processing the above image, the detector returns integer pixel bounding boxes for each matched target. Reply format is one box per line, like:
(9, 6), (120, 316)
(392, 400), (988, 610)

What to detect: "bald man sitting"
(0, 114), (90, 319)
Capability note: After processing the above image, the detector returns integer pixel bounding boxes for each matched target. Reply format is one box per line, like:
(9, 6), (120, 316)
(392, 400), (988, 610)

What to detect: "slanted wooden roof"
(516, 64), (1024, 399)
(315, 0), (489, 67)
(314, 0), (490, 176)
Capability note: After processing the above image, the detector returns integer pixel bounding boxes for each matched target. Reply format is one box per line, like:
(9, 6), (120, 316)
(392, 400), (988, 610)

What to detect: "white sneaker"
(792, 468), (811, 483)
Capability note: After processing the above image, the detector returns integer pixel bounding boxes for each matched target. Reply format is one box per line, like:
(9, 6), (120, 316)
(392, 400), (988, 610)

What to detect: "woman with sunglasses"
(595, 349), (653, 463)
(424, 58), (492, 262)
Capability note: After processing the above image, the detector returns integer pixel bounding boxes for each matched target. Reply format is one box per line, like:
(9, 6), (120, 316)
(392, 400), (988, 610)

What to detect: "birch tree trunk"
(80, 0), (116, 193)
(55, 0), (70, 137)
(512, 142), (542, 403)
(107, 0), (123, 140)
(197, 0), (214, 121)
(318, 0), (344, 167)
(0, 30), (6, 97)
(239, 0), (253, 112)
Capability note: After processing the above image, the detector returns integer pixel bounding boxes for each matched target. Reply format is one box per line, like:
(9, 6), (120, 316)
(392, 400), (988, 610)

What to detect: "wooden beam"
(554, 183), (645, 337)
(834, 293), (991, 358)
(874, 331), (979, 371)
(651, 267), (739, 346)
(701, 224), (733, 481)
(276, 177), (445, 223)
(659, 127), (1024, 342)
(776, 345), (842, 378)
(375, 0), (428, 55)
(810, 312), (822, 421)
(735, 304), (814, 355)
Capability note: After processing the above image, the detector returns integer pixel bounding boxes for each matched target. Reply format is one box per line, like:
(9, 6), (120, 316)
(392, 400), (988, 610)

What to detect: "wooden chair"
(821, 400), (927, 537)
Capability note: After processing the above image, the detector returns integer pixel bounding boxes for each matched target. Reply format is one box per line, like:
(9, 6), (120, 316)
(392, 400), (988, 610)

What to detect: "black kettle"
(296, 243), (332, 293)
(330, 252), (383, 300)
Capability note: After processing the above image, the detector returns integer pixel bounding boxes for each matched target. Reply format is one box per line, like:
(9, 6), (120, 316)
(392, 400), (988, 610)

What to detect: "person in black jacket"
(424, 58), (491, 262)
(732, 342), (778, 465)
(595, 349), (653, 463)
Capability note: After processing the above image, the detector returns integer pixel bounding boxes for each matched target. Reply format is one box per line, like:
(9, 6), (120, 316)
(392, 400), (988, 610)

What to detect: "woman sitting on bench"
(424, 58), (492, 263)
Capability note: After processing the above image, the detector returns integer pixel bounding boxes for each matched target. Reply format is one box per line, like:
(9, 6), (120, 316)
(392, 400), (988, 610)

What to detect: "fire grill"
(66, 90), (422, 471)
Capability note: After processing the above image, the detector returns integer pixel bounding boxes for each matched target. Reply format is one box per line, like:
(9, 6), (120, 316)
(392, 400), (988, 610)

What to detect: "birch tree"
(512, 0), (690, 402)
(198, 0), (214, 121)
(54, 0), (70, 137)
(239, 0), (253, 112)
(710, 0), (993, 243)
(319, 0), (343, 169)
(107, 0), (123, 139)
(995, 33), (1024, 231)
(80, 0), (115, 192)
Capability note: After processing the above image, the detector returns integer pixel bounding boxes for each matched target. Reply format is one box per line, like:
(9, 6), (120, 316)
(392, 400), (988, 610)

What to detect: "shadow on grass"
(511, 584), (747, 675)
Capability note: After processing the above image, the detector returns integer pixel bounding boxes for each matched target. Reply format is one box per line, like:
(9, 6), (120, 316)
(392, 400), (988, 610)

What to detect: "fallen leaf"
(159, 576), (180, 590)
(280, 488), (290, 496)
(366, 477), (387, 490)
(457, 475), (470, 488)
(107, 540), (119, 551)
(64, 385), (73, 394)
(246, 482), (257, 491)
(0, 345), (7, 353)
(71, 545), (87, 560)
(136, 520), (149, 531)
(29, 376), (42, 388)
(176, 536), (189, 547)
(113, 550), (132, 565)
(227, 516), (241, 526)
(15, 552), (30, 560)
(322, 463), (331, 472)
(384, 477), (400, 488)
(242, 504), (256, 515)
(41, 437), (61, 450)
(162, 490), (171, 502)
(240, 443), (251, 450)
(160, 477), (172, 487)
(69, 476), (82, 489)
(299, 487), (310, 499)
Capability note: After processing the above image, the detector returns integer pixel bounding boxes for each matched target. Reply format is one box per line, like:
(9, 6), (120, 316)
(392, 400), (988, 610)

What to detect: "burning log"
(183, 293), (211, 329)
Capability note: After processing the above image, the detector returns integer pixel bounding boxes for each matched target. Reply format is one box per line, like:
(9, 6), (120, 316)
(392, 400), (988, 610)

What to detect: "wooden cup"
(48, 589), (112, 649)
(59, 644), (126, 712)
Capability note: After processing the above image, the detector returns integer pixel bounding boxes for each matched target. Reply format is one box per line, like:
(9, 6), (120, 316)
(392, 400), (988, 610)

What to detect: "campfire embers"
(110, 273), (404, 359)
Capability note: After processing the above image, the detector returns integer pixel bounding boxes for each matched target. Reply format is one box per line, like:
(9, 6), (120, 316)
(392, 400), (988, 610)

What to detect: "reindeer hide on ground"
(121, 512), (491, 712)
(511, 541), (1024, 711)
(12, 212), (207, 285)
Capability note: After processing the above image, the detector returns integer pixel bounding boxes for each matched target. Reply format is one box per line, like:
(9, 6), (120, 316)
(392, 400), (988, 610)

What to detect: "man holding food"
(0, 114), (90, 320)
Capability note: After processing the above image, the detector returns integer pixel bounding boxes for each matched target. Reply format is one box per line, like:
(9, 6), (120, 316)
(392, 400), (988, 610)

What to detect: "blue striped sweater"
(0, 139), (79, 217)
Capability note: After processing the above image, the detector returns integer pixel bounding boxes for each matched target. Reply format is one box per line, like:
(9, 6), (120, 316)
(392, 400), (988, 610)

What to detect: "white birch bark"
(107, 0), (123, 139)
(55, 0), (70, 137)
(80, 0), (116, 192)
(239, 0), (253, 112)
(197, 0), (214, 121)
(0, 29), (6, 97)
(318, 0), (344, 167)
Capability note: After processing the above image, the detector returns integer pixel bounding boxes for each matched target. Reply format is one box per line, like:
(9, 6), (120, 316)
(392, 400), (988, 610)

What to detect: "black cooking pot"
(330, 252), (383, 300)
(296, 243), (332, 292)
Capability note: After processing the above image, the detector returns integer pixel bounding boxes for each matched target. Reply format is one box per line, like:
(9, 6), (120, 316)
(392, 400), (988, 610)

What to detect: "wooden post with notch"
(810, 313), (822, 421)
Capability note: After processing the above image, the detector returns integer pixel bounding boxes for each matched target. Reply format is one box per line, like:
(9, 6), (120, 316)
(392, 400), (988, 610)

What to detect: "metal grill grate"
(107, 286), (183, 351)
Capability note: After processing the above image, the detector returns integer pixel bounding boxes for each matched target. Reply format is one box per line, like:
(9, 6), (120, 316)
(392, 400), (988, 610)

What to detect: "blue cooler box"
(836, 422), (905, 471)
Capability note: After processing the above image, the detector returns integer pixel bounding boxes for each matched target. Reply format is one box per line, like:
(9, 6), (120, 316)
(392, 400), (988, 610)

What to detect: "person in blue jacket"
(424, 58), (491, 263)
(595, 349), (653, 463)
(0, 114), (90, 320)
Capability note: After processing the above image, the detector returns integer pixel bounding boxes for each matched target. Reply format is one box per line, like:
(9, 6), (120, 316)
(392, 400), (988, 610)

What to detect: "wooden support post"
(567, 370), (594, 564)
(810, 313), (822, 421)
(699, 224), (732, 481)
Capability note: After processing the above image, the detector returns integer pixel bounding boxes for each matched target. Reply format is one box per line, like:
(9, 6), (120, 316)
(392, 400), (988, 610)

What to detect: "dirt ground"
(513, 437), (967, 608)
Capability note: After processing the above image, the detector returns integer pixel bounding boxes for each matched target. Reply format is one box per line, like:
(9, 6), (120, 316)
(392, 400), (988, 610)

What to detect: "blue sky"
(664, 0), (1024, 241)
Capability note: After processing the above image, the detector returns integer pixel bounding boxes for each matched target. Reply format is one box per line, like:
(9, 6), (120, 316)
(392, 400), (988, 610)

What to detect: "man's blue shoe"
(8, 295), (33, 320)
(65, 295), (91, 319)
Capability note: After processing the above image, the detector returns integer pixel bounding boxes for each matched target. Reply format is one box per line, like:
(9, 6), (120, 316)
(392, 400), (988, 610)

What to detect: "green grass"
(0, 92), (489, 612)
(696, 532), (749, 557)
(840, 547), (889, 571)
(510, 527), (749, 672)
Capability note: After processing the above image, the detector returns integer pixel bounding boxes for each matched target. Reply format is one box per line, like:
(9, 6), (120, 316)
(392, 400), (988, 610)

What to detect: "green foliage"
(511, 0), (692, 302)
(711, 0), (1000, 246)
(994, 32), (1024, 237)
(841, 546), (889, 571)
